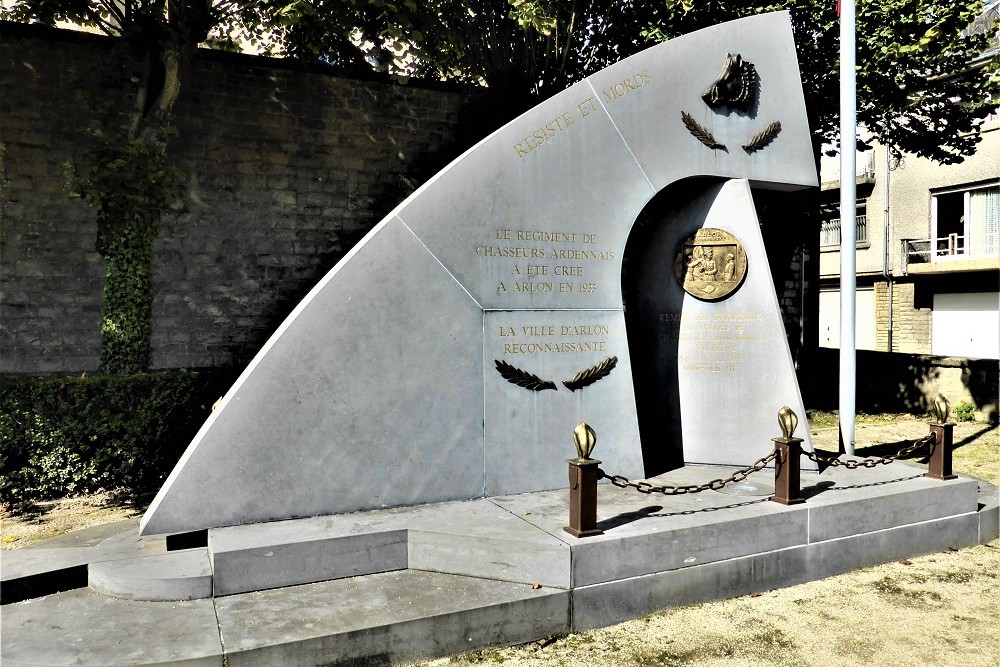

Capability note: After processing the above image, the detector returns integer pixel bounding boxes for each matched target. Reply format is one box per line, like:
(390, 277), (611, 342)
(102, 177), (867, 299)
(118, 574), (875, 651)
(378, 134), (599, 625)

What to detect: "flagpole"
(839, 0), (857, 455)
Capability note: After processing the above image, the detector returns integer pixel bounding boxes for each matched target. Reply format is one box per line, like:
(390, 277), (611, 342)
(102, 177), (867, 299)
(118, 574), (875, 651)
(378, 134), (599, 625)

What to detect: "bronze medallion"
(673, 228), (748, 301)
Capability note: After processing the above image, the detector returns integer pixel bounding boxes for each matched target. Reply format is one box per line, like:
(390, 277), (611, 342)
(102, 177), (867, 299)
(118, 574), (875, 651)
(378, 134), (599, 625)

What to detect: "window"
(820, 204), (868, 247)
(930, 183), (999, 260)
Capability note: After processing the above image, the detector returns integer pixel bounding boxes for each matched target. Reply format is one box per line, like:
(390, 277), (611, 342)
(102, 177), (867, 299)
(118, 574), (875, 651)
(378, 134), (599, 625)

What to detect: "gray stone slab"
(586, 11), (816, 193)
(625, 179), (816, 469)
(484, 309), (644, 495)
(15, 519), (143, 550)
(978, 480), (999, 543)
(492, 465), (793, 539)
(805, 472), (979, 542)
(393, 498), (571, 588)
(569, 502), (806, 587)
(0, 589), (222, 666)
(2, 521), (164, 581)
(89, 549), (213, 601)
(141, 217), (486, 535)
(492, 468), (806, 586)
(805, 512), (982, 581)
(215, 570), (570, 667)
(408, 528), (569, 589)
(571, 547), (809, 632)
(211, 529), (408, 597)
(209, 498), (570, 593)
(396, 79), (654, 311)
(572, 509), (982, 633)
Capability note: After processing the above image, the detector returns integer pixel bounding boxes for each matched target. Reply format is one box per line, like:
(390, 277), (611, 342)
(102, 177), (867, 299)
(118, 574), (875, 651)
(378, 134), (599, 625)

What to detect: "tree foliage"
(274, 1), (648, 116)
(276, 0), (999, 163)
(632, 0), (1000, 163)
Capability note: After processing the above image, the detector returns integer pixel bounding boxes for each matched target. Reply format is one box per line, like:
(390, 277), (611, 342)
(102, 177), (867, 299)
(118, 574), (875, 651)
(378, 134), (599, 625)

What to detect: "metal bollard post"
(565, 423), (604, 538)
(771, 406), (805, 505)
(926, 394), (957, 481)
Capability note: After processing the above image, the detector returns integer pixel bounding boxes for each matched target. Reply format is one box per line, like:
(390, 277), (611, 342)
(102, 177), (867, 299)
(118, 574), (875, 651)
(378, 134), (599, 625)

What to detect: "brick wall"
(875, 280), (931, 354)
(1, 23), (470, 374)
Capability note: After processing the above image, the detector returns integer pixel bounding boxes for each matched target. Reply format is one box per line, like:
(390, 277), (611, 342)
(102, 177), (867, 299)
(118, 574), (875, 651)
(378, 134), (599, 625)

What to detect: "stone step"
(1, 569), (568, 667)
(88, 549), (213, 601)
(216, 569), (570, 666)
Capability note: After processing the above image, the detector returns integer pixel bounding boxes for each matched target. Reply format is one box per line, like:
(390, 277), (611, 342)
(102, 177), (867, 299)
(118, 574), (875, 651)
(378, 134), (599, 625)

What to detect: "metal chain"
(600, 432), (938, 495)
(802, 433), (937, 469)
(598, 450), (778, 496)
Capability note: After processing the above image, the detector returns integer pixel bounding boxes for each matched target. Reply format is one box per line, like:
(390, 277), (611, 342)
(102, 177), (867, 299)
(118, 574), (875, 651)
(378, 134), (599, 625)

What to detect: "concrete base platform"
(3, 463), (998, 666)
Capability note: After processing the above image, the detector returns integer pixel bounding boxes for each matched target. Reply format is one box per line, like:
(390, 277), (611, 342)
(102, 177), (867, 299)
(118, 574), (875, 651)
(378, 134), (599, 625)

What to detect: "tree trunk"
(99, 209), (157, 374)
(97, 45), (182, 374)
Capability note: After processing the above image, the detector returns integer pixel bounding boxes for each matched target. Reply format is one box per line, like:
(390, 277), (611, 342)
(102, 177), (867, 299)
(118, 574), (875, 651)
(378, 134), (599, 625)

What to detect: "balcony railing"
(820, 215), (868, 247)
(902, 232), (999, 270)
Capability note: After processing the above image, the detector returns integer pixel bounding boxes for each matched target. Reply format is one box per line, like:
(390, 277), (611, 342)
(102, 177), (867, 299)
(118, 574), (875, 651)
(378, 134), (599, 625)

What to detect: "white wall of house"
(931, 292), (1000, 359)
(819, 288), (878, 350)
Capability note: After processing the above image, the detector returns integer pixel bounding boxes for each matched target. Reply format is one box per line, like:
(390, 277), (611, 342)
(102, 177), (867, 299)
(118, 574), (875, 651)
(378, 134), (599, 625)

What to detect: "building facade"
(818, 124), (999, 361)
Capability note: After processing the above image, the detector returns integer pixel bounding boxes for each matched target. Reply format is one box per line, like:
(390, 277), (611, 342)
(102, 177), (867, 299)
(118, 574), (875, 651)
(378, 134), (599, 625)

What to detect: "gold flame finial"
(777, 406), (798, 439)
(933, 394), (951, 424)
(573, 423), (597, 460)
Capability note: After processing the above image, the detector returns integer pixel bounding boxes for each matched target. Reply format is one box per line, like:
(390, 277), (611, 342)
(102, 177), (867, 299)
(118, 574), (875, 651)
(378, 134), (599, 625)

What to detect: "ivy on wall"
(68, 127), (180, 373)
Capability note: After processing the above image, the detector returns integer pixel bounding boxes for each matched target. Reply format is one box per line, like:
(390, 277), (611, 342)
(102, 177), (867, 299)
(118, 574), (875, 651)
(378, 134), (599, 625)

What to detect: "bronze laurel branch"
(742, 121), (782, 154)
(681, 111), (726, 150)
(563, 356), (618, 392)
(494, 360), (557, 391)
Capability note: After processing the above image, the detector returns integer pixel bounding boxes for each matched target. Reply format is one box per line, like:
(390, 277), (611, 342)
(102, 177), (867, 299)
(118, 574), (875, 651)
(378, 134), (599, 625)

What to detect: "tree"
(643, 0), (1000, 163)
(277, 1), (651, 119)
(0, 0), (298, 372)
(284, 1), (998, 163)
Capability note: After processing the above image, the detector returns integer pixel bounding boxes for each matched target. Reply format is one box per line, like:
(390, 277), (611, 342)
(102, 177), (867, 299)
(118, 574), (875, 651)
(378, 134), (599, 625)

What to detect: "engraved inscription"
(514, 70), (652, 159)
(673, 228), (747, 301)
(478, 229), (615, 297)
(499, 323), (610, 355)
(658, 311), (765, 373)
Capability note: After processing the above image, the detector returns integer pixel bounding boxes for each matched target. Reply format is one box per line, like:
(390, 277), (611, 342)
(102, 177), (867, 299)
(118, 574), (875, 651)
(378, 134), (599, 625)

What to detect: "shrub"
(953, 401), (976, 422)
(0, 370), (234, 505)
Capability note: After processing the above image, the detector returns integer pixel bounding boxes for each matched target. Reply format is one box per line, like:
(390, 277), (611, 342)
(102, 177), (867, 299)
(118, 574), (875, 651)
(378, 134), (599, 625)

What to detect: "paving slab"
(804, 512), (982, 581)
(209, 498), (570, 595)
(1, 521), (165, 581)
(214, 569), (570, 667)
(804, 467), (978, 542)
(978, 480), (1000, 543)
(1, 589), (223, 667)
(572, 547), (809, 632)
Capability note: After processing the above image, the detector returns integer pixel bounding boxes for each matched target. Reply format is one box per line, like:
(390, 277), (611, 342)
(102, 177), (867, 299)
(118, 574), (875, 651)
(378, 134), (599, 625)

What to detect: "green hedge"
(0, 370), (235, 504)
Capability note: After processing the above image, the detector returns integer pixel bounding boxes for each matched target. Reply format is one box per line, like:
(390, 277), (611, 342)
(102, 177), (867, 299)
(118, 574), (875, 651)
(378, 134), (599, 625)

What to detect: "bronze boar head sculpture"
(702, 53), (757, 112)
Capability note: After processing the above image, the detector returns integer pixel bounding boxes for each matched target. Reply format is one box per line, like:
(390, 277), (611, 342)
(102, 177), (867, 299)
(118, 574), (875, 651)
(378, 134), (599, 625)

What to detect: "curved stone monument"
(142, 11), (818, 536)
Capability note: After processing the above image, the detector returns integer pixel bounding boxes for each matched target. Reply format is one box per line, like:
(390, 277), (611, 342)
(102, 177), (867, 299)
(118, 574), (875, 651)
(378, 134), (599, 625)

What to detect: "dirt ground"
(2, 415), (997, 667)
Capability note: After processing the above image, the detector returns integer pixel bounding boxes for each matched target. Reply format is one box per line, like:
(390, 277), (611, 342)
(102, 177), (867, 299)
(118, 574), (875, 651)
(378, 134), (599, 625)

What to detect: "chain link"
(598, 450), (778, 496)
(802, 433), (937, 469)
(599, 433), (938, 496)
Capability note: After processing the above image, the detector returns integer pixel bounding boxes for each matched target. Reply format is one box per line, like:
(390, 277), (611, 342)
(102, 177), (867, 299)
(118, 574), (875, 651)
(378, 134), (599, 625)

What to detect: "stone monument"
(141, 11), (818, 536)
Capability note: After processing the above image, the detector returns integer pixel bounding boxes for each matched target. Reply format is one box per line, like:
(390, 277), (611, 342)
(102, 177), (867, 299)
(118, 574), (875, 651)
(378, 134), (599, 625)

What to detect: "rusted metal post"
(772, 438), (805, 505)
(565, 422), (603, 538)
(565, 459), (603, 537)
(926, 423), (955, 480)
(771, 406), (805, 505)
(926, 394), (957, 481)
